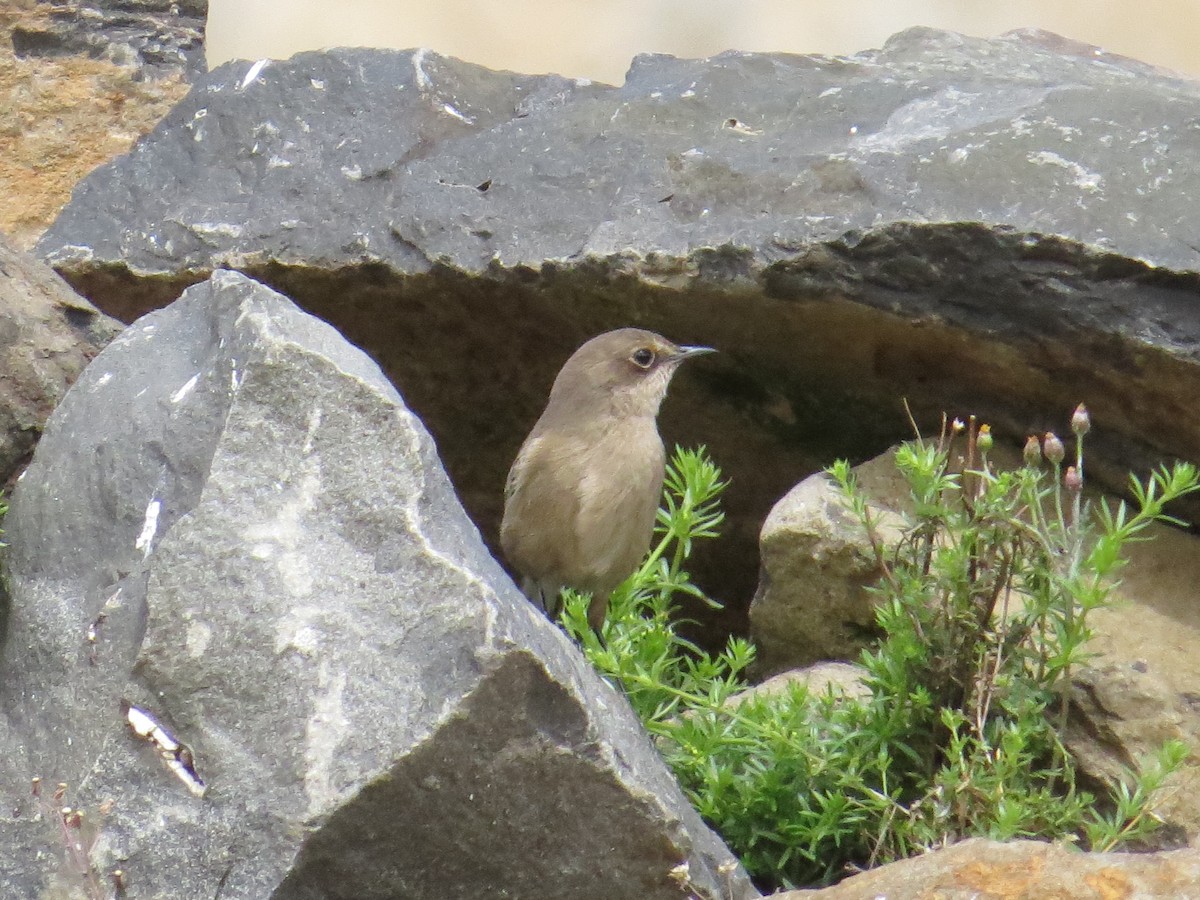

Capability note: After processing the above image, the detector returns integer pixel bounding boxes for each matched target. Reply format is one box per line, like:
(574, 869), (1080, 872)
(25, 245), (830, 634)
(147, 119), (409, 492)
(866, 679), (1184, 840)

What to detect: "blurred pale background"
(207, 0), (1200, 83)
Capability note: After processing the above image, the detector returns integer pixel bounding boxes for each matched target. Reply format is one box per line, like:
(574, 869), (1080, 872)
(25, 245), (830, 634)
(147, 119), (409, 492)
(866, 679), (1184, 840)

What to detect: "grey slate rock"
(38, 30), (1200, 274)
(40, 47), (605, 281)
(0, 233), (120, 495)
(0, 271), (756, 899)
(37, 31), (1200, 635)
(12, 0), (207, 79)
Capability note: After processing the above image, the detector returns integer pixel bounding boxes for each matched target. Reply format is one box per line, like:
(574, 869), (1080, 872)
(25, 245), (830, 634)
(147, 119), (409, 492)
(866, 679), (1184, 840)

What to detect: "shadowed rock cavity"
(36, 29), (1200, 640)
(0, 272), (755, 900)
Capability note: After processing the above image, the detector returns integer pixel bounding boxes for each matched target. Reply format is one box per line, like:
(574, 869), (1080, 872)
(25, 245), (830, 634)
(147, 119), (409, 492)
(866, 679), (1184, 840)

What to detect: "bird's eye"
(631, 348), (655, 368)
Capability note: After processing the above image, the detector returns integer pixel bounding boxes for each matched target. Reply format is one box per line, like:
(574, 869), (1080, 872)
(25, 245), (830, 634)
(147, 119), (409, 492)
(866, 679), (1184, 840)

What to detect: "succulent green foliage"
(560, 420), (1198, 890)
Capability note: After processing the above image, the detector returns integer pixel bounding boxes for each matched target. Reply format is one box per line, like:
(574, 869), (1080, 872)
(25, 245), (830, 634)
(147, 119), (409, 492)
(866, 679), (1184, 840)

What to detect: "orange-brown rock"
(0, 1), (194, 249)
(777, 838), (1200, 899)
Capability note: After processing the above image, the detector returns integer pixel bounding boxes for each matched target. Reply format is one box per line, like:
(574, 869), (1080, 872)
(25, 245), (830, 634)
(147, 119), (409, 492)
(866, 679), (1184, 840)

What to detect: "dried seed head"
(1065, 466), (1083, 493)
(668, 862), (691, 885)
(1023, 435), (1042, 466)
(976, 424), (993, 453)
(1043, 432), (1065, 465)
(30, 777), (41, 798)
(1071, 403), (1091, 436)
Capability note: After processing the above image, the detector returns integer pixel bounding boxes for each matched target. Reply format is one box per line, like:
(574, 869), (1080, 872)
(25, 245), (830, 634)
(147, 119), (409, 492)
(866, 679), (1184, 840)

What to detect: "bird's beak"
(676, 344), (716, 360)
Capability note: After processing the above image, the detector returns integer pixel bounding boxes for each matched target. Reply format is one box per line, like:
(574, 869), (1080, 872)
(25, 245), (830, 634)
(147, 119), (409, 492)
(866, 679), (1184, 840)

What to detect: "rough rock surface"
(1066, 517), (1200, 845)
(0, 234), (119, 489)
(36, 31), (1200, 636)
(0, 1), (193, 249)
(750, 470), (900, 676)
(11, 0), (206, 78)
(730, 662), (870, 705)
(0, 271), (756, 900)
(778, 838), (1200, 899)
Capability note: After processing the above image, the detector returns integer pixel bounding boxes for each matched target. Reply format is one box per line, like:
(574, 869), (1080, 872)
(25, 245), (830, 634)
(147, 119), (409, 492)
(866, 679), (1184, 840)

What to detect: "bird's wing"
(503, 441), (527, 501)
(501, 432), (585, 585)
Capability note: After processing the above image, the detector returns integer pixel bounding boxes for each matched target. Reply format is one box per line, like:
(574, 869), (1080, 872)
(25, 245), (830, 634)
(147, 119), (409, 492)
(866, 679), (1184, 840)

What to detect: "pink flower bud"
(1064, 466), (1083, 493)
(1043, 432), (1065, 465)
(1023, 435), (1041, 467)
(1071, 404), (1091, 437)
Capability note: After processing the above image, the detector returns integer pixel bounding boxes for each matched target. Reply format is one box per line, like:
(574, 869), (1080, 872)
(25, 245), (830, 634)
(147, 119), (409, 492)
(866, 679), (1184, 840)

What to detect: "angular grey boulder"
(0, 234), (120, 491)
(0, 271), (756, 899)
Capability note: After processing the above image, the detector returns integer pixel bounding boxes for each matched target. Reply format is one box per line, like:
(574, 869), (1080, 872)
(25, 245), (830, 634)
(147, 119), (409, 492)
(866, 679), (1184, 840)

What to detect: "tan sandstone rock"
(749, 469), (901, 678)
(775, 838), (1200, 899)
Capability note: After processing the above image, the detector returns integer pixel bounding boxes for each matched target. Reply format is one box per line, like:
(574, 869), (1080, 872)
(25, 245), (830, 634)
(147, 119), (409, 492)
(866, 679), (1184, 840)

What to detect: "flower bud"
(1023, 435), (1041, 467)
(1071, 403), (1091, 437)
(976, 424), (993, 453)
(1064, 466), (1083, 493)
(951, 418), (965, 434)
(1043, 432), (1065, 465)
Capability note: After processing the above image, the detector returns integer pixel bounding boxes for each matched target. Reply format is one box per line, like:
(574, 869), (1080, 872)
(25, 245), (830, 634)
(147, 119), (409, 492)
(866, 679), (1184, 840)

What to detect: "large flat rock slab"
(36, 29), (1200, 633)
(39, 29), (1200, 276)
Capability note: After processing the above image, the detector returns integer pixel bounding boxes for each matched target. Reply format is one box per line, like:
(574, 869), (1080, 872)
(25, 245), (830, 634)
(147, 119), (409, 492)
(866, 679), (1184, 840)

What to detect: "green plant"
(829, 410), (1197, 852)
(562, 418), (1199, 890)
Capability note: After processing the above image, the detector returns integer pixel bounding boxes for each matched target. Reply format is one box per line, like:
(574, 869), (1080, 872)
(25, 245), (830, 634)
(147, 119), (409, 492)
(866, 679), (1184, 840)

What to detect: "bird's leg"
(521, 577), (562, 621)
(586, 591), (610, 635)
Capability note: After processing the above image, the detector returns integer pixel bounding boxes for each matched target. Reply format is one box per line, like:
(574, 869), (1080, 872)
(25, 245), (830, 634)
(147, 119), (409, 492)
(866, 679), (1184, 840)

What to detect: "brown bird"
(501, 328), (715, 631)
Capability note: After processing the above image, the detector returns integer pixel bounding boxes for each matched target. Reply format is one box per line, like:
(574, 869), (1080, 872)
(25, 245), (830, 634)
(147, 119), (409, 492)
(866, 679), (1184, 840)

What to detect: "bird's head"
(545, 328), (715, 421)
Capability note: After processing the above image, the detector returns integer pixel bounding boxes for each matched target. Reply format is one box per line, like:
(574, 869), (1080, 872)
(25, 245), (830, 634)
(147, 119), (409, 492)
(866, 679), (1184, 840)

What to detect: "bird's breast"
(572, 420), (665, 590)
(501, 415), (666, 598)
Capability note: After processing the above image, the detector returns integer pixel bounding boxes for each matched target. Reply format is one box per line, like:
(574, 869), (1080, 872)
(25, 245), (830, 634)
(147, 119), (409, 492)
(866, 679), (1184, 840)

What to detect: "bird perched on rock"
(501, 328), (714, 631)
